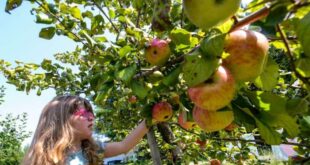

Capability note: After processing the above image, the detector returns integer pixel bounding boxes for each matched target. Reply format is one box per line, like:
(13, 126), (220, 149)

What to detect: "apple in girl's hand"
(145, 39), (171, 66)
(188, 66), (235, 111)
(223, 29), (269, 82)
(193, 106), (234, 132)
(152, 102), (173, 122)
(183, 0), (241, 29)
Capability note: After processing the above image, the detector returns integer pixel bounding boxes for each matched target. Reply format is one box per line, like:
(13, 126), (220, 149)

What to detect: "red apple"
(223, 29), (269, 82)
(128, 95), (137, 104)
(145, 39), (170, 66)
(178, 111), (196, 130)
(183, 0), (241, 29)
(193, 106), (234, 133)
(188, 66), (235, 111)
(195, 139), (207, 149)
(152, 102), (173, 122)
(210, 159), (221, 165)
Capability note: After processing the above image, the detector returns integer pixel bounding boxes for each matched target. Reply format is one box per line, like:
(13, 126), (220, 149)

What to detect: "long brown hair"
(22, 95), (101, 165)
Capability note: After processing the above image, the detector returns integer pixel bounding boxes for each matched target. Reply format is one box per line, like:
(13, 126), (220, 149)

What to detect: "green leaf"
(130, 81), (148, 99)
(242, 108), (281, 145)
(36, 13), (54, 24)
(182, 49), (220, 87)
(94, 83), (113, 106)
(70, 6), (82, 20)
(5, 0), (22, 13)
(286, 98), (309, 116)
(252, 92), (300, 138)
(200, 33), (225, 58)
(265, 4), (288, 26)
(254, 57), (279, 91)
(297, 12), (310, 57)
(170, 28), (191, 45)
(255, 119), (282, 145)
(296, 56), (310, 77)
(79, 30), (96, 46)
(119, 46), (132, 58)
(39, 27), (56, 40)
(109, 9), (115, 19)
(115, 64), (137, 84)
(162, 66), (182, 86)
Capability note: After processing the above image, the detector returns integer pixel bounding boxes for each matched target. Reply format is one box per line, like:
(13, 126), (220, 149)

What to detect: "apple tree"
(1, 0), (310, 164)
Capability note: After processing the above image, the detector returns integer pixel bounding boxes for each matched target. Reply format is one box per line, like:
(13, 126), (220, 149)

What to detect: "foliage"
(1, 0), (310, 164)
(0, 113), (31, 165)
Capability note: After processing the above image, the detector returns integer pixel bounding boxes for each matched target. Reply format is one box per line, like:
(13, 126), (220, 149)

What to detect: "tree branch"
(230, 6), (271, 32)
(33, 0), (87, 47)
(276, 24), (310, 85)
(91, 0), (120, 33)
(170, 122), (310, 148)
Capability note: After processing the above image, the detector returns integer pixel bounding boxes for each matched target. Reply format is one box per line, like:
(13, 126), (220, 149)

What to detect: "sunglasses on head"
(73, 108), (95, 119)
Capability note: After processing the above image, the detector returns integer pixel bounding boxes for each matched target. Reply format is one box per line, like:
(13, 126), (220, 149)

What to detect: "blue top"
(66, 141), (106, 165)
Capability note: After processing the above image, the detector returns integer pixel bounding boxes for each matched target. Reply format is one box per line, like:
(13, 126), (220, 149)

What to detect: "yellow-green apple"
(193, 106), (234, 132)
(152, 102), (173, 122)
(183, 0), (241, 29)
(178, 111), (196, 130)
(145, 39), (171, 66)
(188, 66), (235, 111)
(222, 29), (269, 82)
(210, 159), (221, 165)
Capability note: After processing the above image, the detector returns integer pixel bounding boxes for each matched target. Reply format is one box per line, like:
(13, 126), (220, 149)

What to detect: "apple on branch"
(188, 66), (236, 111)
(183, 0), (241, 29)
(193, 106), (234, 133)
(145, 38), (171, 66)
(223, 29), (269, 82)
(152, 102), (173, 122)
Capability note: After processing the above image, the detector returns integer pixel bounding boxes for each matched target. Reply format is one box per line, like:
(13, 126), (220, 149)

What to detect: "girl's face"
(71, 107), (95, 140)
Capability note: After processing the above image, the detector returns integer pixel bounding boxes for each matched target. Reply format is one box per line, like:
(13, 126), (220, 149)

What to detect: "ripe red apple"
(178, 111), (196, 130)
(223, 29), (269, 82)
(145, 39), (171, 66)
(193, 106), (234, 132)
(183, 0), (241, 29)
(210, 159), (221, 165)
(128, 95), (137, 104)
(188, 66), (235, 111)
(152, 102), (173, 122)
(195, 139), (207, 149)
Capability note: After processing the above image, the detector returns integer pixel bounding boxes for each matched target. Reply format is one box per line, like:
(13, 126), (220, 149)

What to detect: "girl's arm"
(103, 120), (149, 158)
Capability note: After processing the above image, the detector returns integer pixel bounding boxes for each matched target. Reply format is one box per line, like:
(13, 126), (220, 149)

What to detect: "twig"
(91, 0), (120, 33)
(276, 24), (310, 85)
(229, 6), (271, 32)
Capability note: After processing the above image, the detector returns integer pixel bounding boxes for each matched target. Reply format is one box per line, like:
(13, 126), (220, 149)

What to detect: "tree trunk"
(157, 122), (182, 164)
(147, 127), (162, 165)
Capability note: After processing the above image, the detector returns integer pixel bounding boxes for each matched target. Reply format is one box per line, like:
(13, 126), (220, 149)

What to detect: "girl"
(22, 95), (149, 165)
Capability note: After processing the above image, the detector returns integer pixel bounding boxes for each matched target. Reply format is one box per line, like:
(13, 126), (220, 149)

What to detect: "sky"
(0, 1), (77, 146)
